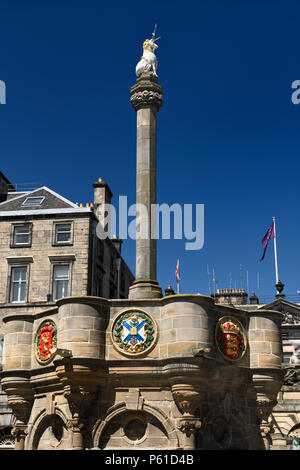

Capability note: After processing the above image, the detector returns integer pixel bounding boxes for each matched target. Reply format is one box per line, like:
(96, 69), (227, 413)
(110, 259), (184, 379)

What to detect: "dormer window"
(22, 196), (45, 207)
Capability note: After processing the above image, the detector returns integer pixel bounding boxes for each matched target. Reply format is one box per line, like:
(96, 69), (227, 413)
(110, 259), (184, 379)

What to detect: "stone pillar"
(172, 383), (203, 450)
(55, 358), (102, 450)
(1, 374), (33, 451)
(129, 73), (163, 300)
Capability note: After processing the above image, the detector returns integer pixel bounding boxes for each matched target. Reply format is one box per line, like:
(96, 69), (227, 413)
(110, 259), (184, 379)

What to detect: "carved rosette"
(130, 74), (163, 112)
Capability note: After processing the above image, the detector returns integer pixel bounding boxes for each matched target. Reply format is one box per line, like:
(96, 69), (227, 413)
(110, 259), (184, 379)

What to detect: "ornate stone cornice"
(130, 74), (163, 112)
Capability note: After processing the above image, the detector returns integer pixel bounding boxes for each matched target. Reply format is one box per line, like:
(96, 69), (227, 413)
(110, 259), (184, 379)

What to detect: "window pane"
(54, 265), (69, 279)
(12, 267), (27, 281)
(14, 226), (30, 245)
(19, 282), (26, 301)
(53, 265), (69, 300)
(15, 234), (29, 244)
(11, 267), (27, 302)
(55, 279), (69, 300)
(55, 224), (71, 243)
(12, 283), (20, 301)
(22, 197), (44, 206)
(56, 232), (71, 242)
(56, 225), (71, 232)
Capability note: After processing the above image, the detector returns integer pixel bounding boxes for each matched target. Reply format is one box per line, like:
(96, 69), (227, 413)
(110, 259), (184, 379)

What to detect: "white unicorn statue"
(136, 26), (160, 78)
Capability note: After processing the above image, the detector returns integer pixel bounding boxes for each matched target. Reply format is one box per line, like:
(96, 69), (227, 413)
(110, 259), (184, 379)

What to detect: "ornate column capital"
(130, 73), (163, 112)
(172, 383), (205, 417)
(256, 398), (276, 450)
(256, 398), (277, 423)
(177, 417), (202, 436)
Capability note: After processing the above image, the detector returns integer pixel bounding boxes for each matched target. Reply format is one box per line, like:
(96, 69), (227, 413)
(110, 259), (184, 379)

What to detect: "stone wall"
(0, 295), (284, 450)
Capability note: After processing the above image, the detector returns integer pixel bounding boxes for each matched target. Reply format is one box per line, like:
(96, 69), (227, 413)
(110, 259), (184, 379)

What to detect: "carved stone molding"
(63, 388), (96, 418)
(256, 399), (276, 450)
(7, 397), (32, 424)
(131, 90), (163, 111)
(177, 417), (201, 450)
(130, 74), (163, 112)
(256, 399), (277, 423)
(11, 424), (28, 451)
(172, 384), (205, 417)
(177, 418), (201, 437)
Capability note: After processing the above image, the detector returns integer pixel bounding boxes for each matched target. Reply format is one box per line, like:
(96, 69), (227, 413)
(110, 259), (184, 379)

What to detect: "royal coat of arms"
(215, 316), (246, 361)
(112, 310), (157, 356)
(35, 320), (57, 364)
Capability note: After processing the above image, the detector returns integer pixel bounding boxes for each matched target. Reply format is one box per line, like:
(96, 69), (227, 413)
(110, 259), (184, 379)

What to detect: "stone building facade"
(215, 288), (300, 450)
(0, 295), (284, 450)
(0, 175), (134, 447)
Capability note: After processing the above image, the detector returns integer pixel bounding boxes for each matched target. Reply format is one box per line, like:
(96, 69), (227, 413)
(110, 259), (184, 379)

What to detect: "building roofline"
(0, 171), (13, 186)
(0, 185), (78, 208)
(0, 207), (93, 217)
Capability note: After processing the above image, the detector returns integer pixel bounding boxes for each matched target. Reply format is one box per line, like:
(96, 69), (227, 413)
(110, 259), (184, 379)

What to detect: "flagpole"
(273, 216), (279, 289)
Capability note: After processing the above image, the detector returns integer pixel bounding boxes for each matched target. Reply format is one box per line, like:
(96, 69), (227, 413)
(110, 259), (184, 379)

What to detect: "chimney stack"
(93, 177), (113, 231)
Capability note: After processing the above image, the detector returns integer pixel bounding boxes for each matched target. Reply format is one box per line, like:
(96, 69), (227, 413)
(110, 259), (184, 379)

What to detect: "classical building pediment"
(259, 299), (300, 325)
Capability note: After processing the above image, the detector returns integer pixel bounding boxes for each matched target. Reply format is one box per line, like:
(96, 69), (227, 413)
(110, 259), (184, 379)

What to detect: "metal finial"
(152, 24), (157, 39)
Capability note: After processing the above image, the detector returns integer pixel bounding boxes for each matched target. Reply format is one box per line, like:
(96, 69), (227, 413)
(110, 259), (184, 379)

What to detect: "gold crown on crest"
(220, 320), (240, 335)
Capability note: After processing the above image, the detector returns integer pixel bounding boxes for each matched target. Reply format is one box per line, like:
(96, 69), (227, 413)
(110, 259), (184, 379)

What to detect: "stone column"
(172, 384), (203, 450)
(129, 73), (163, 299)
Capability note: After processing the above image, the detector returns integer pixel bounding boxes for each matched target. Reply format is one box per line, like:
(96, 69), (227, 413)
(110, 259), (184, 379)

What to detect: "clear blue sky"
(1, 0), (300, 301)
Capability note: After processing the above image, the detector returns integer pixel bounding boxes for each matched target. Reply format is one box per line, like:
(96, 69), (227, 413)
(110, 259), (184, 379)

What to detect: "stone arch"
(200, 402), (251, 450)
(27, 407), (71, 450)
(287, 421), (300, 449)
(92, 402), (178, 449)
(0, 426), (15, 449)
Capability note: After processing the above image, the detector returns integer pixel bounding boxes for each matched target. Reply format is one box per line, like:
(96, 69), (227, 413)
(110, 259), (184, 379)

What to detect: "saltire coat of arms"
(35, 319), (57, 364)
(215, 316), (246, 361)
(112, 310), (157, 356)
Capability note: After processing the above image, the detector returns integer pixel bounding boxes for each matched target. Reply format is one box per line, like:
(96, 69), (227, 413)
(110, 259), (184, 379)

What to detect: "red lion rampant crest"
(36, 320), (57, 363)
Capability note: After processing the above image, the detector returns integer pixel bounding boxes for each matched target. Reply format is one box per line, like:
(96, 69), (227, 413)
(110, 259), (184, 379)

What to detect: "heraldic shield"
(111, 310), (157, 356)
(35, 319), (57, 364)
(215, 316), (246, 361)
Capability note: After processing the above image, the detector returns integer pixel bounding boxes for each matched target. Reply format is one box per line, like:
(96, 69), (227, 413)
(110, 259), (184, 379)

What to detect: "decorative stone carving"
(282, 311), (300, 325)
(111, 310), (157, 357)
(289, 343), (300, 364)
(172, 385), (204, 416)
(8, 397), (32, 424)
(283, 365), (300, 386)
(256, 399), (276, 450)
(8, 397), (32, 450)
(130, 74), (163, 112)
(131, 89), (163, 111)
(55, 360), (102, 450)
(172, 383), (204, 450)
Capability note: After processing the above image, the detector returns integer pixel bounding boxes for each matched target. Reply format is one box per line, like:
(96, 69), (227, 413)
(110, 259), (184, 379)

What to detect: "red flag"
(175, 259), (180, 281)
